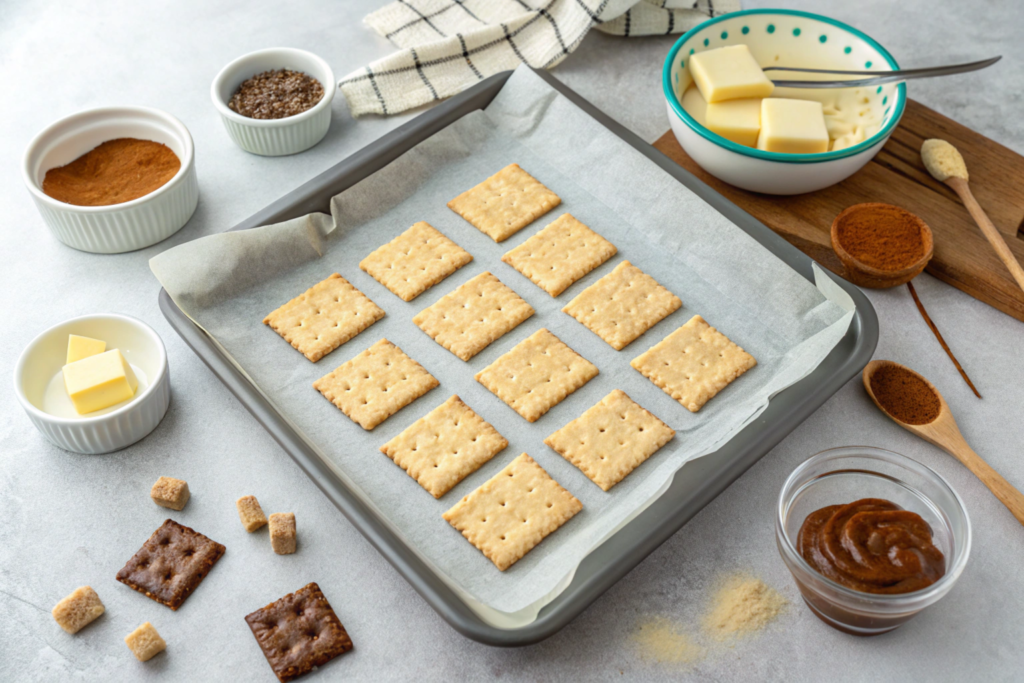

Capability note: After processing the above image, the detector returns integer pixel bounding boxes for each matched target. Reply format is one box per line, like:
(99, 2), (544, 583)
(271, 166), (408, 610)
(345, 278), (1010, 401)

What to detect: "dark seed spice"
(228, 69), (324, 120)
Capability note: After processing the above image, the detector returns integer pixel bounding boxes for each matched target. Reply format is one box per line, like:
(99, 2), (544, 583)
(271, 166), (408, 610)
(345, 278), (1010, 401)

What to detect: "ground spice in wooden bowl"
(830, 203), (934, 288)
(868, 363), (942, 425)
(42, 138), (181, 207)
(228, 69), (324, 120)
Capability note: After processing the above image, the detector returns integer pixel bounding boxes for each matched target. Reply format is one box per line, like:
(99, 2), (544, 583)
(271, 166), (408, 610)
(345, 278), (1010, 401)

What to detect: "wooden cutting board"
(653, 99), (1024, 323)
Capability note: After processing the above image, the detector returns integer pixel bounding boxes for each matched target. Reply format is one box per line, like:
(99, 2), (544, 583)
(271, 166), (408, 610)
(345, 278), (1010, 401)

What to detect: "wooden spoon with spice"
(863, 360), (1024, 525)
(921, 139), (1024, 296)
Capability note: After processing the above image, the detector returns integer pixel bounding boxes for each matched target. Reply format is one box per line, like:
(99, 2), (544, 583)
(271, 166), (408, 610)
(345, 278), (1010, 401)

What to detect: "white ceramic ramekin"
(22, 107), (199, 253)
(211, 47), (336, 156)
(663, 10), (907, 195)
(14, 314), (171, 454)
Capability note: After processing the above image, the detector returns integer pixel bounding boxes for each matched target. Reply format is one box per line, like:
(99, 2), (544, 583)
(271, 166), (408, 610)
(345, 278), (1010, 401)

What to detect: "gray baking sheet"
(151, 67), (852, 623)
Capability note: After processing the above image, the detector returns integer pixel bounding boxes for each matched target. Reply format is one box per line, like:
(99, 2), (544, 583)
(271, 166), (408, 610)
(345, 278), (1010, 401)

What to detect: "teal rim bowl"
(662, 8), (907, 164)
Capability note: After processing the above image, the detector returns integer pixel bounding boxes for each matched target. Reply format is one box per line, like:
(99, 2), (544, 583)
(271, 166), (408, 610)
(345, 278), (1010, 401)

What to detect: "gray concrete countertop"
(2, 1), (1022, 680)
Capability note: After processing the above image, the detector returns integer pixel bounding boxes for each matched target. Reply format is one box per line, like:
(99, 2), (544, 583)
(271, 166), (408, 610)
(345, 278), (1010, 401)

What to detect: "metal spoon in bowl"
(764, 56), (1000, 88)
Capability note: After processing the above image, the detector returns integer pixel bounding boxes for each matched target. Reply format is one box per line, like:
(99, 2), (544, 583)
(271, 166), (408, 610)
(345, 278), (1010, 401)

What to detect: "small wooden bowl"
(831, 203), (934, 289)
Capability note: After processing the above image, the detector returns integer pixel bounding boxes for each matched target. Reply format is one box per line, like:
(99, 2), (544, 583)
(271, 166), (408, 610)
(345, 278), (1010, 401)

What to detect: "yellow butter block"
(757, 98), (830, 154)
(689, 45), (774, 104)
(681, 86), (708, 127)
(706, 98), (762, 147)
(62, 350), (139, 415)
(66, 335), (106, 364)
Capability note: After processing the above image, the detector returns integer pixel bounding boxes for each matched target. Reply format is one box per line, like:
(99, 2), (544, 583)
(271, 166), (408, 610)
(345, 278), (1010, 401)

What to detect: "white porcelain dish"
(211, 47), (336, 156)
(14, 314), (170, 454)
(22, 107), (199, 253)
(663, 9), (907, 195)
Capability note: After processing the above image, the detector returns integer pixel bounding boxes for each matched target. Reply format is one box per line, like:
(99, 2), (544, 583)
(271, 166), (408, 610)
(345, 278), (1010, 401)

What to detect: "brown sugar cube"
(52, 586), (105, 634)
(150, 477), (190, 511)
(124, 622), (166, 662)
(237, 495), (268, 532)
(269, 513), (297, 555)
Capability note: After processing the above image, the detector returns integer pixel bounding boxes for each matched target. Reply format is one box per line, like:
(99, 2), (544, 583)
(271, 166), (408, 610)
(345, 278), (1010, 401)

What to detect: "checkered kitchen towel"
(339, 0), (740, 116)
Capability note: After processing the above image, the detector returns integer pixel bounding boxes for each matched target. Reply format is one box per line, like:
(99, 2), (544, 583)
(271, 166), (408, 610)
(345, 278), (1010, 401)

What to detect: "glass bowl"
(776, 446), (971, 636)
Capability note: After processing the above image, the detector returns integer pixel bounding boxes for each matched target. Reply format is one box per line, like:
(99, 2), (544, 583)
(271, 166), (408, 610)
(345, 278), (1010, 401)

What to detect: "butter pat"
(681, 86), (708, 127)
(706, 98), (762, 147)
(689, 45), (774, 104)
(66, 335), (106, 364)
(757, 98), (830, 154)
(62, 350), (139, 415)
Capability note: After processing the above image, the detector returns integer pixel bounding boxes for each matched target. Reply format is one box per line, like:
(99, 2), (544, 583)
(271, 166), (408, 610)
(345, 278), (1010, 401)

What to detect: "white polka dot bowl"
(663, 9), (906, 195)
(212, 47), (336, 157)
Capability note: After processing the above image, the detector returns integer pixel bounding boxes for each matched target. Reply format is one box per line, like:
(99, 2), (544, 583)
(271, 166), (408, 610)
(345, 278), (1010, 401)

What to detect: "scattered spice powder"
(869, 364), (941, 425)
(228, 69), (324, 119)
(630, 617), (705, 665)
(42, 138), (180, 207)
(703, 573), (787, 641)
(835, 204), (926, 271)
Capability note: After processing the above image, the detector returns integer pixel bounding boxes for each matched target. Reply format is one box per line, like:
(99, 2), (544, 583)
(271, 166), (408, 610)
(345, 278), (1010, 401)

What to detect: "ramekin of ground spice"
(212, 48), (336, 156)
(831, 203), (934, 288)
(229, 69), (324, 120)
(23, 106), (198, 253)
(42, 138), (181, 207)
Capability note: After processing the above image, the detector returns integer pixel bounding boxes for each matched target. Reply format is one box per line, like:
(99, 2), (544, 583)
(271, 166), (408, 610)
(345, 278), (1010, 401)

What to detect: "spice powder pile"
(703, 573), (787, 641)
(835, 204), (926, 271)
(42, 138), (181, 207)
(869, 364), (941, 425)
(228, 69), (324, 120)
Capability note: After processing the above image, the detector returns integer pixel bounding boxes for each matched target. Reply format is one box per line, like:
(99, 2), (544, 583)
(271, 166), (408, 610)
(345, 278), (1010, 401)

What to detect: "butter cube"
(62, 349), (139, 415)
(757, 98), (830, 154)
(66, 335), (106, 364)
(689, 45), (774, 104)
(706, 98), (762, 147)
(681, 86), (708, 127)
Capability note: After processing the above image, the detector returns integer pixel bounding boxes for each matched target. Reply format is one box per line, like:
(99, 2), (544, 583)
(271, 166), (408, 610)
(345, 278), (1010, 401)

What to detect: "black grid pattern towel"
(339, 0), (740, 116)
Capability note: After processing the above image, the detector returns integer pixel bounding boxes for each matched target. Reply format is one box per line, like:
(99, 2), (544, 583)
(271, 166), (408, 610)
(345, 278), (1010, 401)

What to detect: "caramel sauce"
(797, 498), (945, 594)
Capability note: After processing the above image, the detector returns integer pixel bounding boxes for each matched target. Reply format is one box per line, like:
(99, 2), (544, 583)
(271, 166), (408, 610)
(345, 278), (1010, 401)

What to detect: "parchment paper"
(151, 67), (853, 626)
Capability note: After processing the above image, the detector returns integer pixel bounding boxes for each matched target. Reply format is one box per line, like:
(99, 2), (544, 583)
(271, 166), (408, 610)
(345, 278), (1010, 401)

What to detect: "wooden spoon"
(921, 139), (1024, 296)
(863, 359), (1024, 525)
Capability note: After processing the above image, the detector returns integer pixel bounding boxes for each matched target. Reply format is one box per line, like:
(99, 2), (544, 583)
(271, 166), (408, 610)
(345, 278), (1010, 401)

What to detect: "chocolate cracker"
(115, 519), (225, 610)
(245, 583), (353, 682)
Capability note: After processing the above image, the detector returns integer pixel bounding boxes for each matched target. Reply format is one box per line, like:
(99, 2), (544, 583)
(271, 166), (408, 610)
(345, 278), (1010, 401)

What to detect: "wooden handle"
(950, 442), (1024, 526)
(947, 177), (1024, 295)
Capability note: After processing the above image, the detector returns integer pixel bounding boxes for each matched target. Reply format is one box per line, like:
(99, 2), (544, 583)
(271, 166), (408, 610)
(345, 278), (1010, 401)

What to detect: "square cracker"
(563, 260), (682, 351)
(631, 315), (756, 412)
(412, 272), (534, 362)
(381, 395), (508, 498)
(313, 339), (438, 430)
(245, 582), (353, 683)
(544, 390), (675, 491)
(264, 273), (385, 362)
(447, 163), (561, 242)
(475, 328), (598, 423)
(443, 453), (582, 571)
(501, 213), (617, 297)
(359, 221), (473, 302)
(115, 520), (225, 611)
